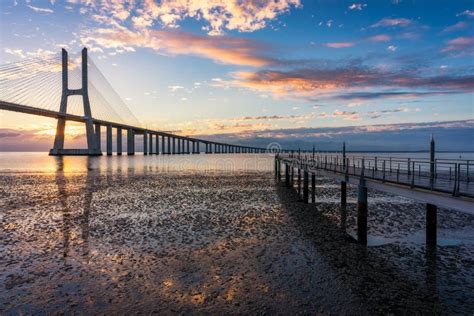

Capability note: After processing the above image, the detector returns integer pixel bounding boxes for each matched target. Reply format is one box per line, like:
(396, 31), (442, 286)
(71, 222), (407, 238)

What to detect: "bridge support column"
(426, 203), (437, 247)
(303, 170), (309, 203)
(155, 134), (159, 154)
(106, 125), (112, 156)
(127, 128), (134, 155)
(162, 135), (166, 154)
(49, 48), (101, 156)
(143, 131), (148, 155)
(94, 123), (101, 152)
(117, 128), (122, 155)
(311, 173), (316, 203)
(149, 133), (153, 154)
(357, 179), (368, 244)
(172, 137), (176, 154)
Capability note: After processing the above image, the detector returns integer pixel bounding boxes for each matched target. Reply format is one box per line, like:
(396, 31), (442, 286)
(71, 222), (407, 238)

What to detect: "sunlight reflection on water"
(0, 152), (274, 173)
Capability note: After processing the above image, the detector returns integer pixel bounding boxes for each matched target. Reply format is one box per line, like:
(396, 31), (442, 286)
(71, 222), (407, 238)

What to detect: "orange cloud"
(442, 37), (474, 55)
(83, 28), (273, 67)
(324, 42), (355, 48)
(69, 0), (301, 36)
(367, 34), (391, 42)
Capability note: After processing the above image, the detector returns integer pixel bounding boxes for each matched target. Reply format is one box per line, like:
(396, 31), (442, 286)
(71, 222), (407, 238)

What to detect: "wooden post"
(311, 173), (316, 203)
(303, 170), (309, 203)
(278, 161), (281, 181)
(285, 164), (290, 187)
(341, 181), (347, 208)
(291, 166), (294, 187)
(357, 179), (368, 244)
(426, 203), (437, 247)
(297, 168), (301, 195)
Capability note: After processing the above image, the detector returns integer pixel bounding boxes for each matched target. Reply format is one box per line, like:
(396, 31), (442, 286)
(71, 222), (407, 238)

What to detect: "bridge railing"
(279, 153), (474, 198)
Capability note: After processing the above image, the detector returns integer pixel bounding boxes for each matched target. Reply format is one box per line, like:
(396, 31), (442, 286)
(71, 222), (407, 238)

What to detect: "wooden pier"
(275, 144), (474, 246)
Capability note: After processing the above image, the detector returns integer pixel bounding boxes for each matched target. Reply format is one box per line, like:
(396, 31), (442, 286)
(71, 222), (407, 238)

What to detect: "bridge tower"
(49, 48), (101, 156)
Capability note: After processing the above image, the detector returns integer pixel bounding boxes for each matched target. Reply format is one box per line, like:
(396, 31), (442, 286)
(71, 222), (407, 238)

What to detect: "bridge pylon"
(49, 48), (102, 156)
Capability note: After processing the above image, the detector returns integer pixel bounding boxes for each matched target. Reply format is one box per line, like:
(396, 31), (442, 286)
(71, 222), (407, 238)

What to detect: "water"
(1, 152), (473, 314)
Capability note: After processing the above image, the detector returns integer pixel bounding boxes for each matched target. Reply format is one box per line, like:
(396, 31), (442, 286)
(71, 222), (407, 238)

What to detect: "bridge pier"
(117, 128), (122, 155)
(426, 203), (437, 247)
(148, 133), (153, 154)
(127, 128), (134, 155)
(94, 123), (101, 152)
(357, 179), (368, 244)
(162, 135), (166, 154)
(303, 170), (309, 203)
(106, 125), (112, 155)
(143, 131), (148, 155)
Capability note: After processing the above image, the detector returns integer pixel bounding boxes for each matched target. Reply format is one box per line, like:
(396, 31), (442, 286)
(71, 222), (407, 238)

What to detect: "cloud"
(368, 34), (391, 42)
(336, 91), (459, 101)
(371, 18), (412, 28)
(27, 4), (54, 14)
(324, 42), (355, 48)
(195, 120), (474, 151)
(82, 28), (274, 67)
(332, 110), (360, 121)
(69, 0), (301, 36)
(348, 3), (366, 11)
(442, 37), (474, 55)
(387, 45), (397, 51)
(4, 48), (25, 58)
(456, 10), (474, 18)
(226, 62), (474, 100)
(443, 21), (468, 32)
(143, 0), (301, 35)
(168, 85), (184, 92)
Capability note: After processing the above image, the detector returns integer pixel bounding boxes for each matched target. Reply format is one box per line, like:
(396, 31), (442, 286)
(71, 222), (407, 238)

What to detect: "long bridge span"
(1, 48), (473, 248)
(0, 48), (283, 156)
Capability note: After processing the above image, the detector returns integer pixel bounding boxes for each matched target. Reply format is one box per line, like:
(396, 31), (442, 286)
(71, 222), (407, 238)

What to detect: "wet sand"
(1, 154), (473, 314)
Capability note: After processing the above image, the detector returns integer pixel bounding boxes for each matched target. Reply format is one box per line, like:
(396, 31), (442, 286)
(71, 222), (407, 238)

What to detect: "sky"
(0, 0), (473, 151)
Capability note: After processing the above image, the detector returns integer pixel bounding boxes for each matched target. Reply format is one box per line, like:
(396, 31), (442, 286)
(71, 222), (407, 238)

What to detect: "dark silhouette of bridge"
(0, 48), (283, 156)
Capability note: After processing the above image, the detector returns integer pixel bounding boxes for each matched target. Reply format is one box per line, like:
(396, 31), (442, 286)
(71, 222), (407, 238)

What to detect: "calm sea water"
(1, 152), (473, 313)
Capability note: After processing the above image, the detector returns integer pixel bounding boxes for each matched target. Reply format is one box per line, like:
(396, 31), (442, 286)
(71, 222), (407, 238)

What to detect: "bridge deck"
(277, 155), (474, 214)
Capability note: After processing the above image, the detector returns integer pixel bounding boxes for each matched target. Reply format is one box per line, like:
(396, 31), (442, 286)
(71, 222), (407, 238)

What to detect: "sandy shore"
(1, 168), (473, 314)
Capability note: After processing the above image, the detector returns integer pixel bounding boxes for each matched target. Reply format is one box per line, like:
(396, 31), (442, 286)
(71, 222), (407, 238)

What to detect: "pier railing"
(281, 153), (473, 198)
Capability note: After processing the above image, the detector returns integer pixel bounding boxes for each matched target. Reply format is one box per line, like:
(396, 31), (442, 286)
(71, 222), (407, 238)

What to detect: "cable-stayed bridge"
(0, 48), (279, 156)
